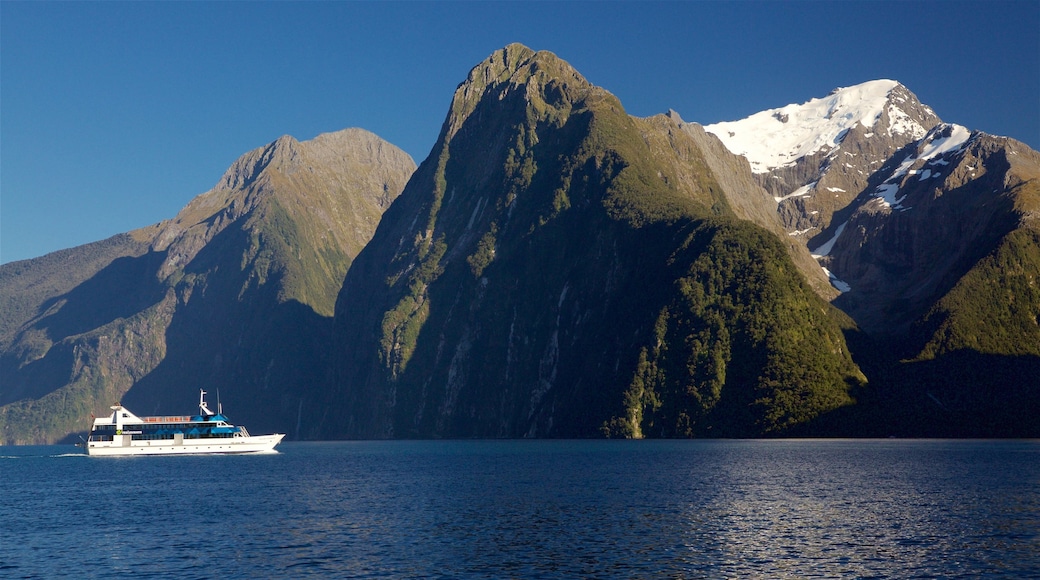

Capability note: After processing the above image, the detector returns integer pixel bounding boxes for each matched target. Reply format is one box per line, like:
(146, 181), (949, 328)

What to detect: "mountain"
(700, 80), (941, 246)
(320, 44), (867, 439)
(0, 129), (415, 444)
(700, 81), (1040, 436)
(4, 46), (1037, 443)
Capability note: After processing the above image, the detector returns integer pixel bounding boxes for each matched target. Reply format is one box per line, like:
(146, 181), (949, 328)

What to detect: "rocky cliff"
(322, 44), (866, 439)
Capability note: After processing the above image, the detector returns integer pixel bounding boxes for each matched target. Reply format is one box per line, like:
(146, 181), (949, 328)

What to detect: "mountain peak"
(828, 78), (900, 96)
(215, 134), (300, 191)
(459, 43), (584, 91)
(703, 79), (938, 174)
(470, 43), (537, 82)
(153, 128), (415, 275)
(444, 44), (594, 140)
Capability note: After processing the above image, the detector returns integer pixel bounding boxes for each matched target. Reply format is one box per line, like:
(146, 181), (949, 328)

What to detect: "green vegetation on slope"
(606, 220), (864, 438)
(328, 45), (866, 439)
(913, 224), (1040, 360)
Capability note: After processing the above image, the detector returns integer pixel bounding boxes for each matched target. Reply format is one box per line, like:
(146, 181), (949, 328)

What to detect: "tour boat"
(84, 390), (284, 456)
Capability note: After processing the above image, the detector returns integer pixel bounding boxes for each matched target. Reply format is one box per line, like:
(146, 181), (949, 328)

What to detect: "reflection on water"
(1, 440), (1038, 578)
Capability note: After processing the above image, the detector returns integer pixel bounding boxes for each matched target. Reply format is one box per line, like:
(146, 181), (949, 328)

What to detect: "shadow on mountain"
(0, 342), (76, 406)
(35, 250), (169, 342)
(1, 250), (169, 406)
(830, 158), (1018, 335)
(124, 297), (333, 440)
(121, 223), (336, 441)
(804, 338), (1040, 437)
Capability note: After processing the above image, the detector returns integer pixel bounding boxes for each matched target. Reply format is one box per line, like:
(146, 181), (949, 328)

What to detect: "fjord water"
(2, 440), (1037, 578)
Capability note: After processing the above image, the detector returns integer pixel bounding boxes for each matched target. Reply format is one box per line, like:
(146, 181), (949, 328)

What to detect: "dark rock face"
(814, 130), (1038, 335)
(323, 45), (864, 439)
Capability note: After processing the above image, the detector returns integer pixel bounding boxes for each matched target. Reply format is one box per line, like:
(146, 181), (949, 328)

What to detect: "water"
(1, 440), (1038, 578)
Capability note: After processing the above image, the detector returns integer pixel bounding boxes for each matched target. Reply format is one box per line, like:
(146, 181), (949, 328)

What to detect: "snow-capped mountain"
(694, 79), (1040, 341)
(686, 79), (1040, 434)
(704, 80), (933, 174)
(697, 80), (942, 243)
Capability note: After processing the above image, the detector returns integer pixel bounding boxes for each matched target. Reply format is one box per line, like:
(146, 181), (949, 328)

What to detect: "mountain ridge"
(2, 45), (1037, 443)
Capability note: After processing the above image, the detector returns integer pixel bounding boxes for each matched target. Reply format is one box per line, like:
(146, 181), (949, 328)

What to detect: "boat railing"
(141, 416), (194, 423)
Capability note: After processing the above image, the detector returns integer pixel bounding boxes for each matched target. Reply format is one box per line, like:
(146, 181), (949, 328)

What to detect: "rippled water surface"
(2, 440), (1038, 578)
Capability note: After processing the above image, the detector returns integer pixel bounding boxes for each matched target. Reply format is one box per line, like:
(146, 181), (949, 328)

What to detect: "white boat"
(84, 389), (284, 456)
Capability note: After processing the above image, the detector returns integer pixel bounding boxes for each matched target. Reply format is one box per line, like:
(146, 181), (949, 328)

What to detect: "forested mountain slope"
(321, 45), (866, 439)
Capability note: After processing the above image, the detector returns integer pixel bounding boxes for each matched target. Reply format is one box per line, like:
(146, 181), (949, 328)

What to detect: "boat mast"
(198, 389), (215, 417)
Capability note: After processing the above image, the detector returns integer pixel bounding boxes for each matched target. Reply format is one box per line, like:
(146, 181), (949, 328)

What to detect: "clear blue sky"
(3, 1), (1038, 264)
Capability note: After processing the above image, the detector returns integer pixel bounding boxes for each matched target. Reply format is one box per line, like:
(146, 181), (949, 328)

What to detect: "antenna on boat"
(198, 388), (215, 417)
(217, 389), (223, 415)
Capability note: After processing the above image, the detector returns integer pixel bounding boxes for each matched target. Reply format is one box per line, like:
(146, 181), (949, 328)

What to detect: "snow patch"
(826, 187), (846, 192)
(811, 221), (847, 258)
(704, 80), (900, 173)
(913, 124), (973, 166)
(886, 103), (928, 139)
(873, 124), (971, 209)
(875, 183), (905, 207)
(822, 267), (852, 293)
(774, 181), (816, 203)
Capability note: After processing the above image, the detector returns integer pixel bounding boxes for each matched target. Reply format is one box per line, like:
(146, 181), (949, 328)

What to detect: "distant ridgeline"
(2, 44), (1038, 443)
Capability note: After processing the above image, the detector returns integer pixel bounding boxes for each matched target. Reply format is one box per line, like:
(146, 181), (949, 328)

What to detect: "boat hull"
(85, 434), (285, 457)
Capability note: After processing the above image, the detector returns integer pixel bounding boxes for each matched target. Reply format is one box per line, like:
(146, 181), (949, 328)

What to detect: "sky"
(2, 1), (1038, 264)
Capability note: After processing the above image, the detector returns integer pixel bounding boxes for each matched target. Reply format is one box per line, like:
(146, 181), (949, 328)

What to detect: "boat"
(84, 389), (284, 456)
